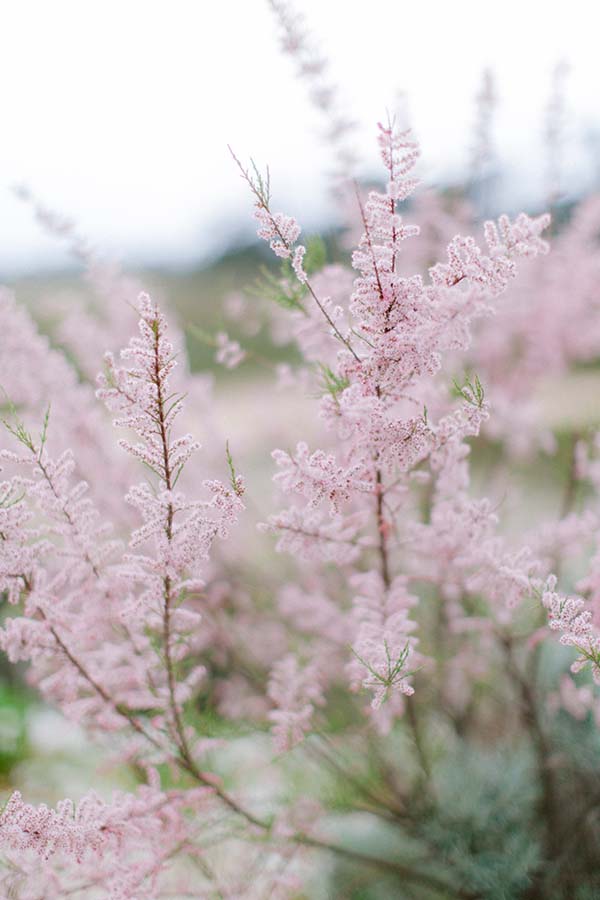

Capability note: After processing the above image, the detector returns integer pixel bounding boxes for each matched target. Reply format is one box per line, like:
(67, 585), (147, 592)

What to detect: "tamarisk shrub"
(3, 116), (600, 900)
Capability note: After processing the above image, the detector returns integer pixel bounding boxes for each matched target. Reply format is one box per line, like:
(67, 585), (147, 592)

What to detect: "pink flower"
(268, 654), (324, 751)
(215, 331), (246, 369)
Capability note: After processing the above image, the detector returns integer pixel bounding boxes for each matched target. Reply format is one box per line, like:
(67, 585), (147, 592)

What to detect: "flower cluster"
(4, 33), (600, 898)
(543, 576), (600, 683)
(268, 654), (325, 751)
(348, 572), (419, 725)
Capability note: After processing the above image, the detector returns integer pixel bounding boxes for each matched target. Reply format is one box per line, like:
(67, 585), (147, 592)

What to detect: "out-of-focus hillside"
(7, 225), (600, 424)
(8, 243), (277, 371)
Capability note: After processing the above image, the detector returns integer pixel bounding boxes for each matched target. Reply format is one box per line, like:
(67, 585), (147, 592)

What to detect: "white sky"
(1, 0), (599, 274)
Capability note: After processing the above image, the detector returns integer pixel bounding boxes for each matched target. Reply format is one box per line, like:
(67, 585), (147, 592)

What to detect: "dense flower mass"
(2, 10), (600, 897)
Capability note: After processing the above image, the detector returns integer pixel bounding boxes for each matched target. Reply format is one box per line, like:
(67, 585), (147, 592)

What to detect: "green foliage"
(0, 683), (30, 777)
(249, 263), (306, 313)
(248, 234), (326, 315)
(225, 441), (244, 497)
(351, 641), (418, 707)
(422, 745), (541, 899)
(247, 158), (271, 207)
(452, 373), (485, 409)
(317, 363), (350, 401)
(303, 235), (327, 275)
(187, 323), (217, 348)
(1, 397), (51, 461)
(1, 398), (35, 453)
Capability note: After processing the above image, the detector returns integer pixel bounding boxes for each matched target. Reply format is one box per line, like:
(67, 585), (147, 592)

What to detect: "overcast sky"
(2, 0), (599, 275)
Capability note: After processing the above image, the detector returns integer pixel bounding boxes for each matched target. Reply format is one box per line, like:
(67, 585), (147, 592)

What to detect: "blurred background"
(2, 0), (600, 276)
